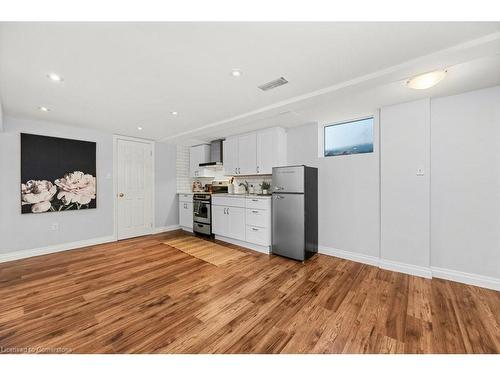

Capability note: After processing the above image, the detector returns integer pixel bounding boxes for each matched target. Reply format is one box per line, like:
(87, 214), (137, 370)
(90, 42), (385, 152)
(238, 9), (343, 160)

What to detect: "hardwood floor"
(0, 230), (499, 354)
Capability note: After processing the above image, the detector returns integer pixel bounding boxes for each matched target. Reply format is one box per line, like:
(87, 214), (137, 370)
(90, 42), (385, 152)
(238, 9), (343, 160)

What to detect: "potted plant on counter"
(260, 181), (271, 195)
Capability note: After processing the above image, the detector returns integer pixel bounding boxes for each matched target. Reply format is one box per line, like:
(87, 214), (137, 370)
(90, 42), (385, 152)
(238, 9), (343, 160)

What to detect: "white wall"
(287, 119), (380, 259)
(287, 86), (499, 289)
(0, 116), (178, 257)
(0, 99), (3, 132)
(431, 86), (500, 279)
(0, 116), (115, 254)
(380, 99), (431, 275)
(155, 141), (178, 229)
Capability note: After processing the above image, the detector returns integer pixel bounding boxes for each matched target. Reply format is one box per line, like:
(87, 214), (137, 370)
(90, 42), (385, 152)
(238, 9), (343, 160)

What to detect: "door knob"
(119, 193), (124, 197)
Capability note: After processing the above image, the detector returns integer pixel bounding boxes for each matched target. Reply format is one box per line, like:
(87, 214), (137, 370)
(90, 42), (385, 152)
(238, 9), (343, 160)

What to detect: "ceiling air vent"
(258, 77), (289, 91)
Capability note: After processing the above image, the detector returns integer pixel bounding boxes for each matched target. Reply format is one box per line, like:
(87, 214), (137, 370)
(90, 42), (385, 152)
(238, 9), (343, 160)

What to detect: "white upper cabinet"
(223, 127), (286, 176)
(223, 136), (239, 176)
(238, 132), (257, 175)
(190, 144), (214, 178)
(257, 127), (286, 175)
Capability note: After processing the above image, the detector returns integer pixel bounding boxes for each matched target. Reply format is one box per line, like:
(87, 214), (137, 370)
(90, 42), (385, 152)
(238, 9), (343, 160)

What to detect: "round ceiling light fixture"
(47, 73), (63, 82)
(171, 111), (178, 116)
(137, 126), (143, 130)
(38, 106), (51, 112)
(231, 69), (242, 77)
(406, 70), (447, 90)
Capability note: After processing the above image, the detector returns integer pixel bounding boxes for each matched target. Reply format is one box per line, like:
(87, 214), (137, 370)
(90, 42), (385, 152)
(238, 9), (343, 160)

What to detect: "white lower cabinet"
(178, 194), (193, 230)
(212, 195), (271, 251)
(212, 200), (245, 241)
(245, 225), (270, 246)
(245, 208), (270, 227)
(179, 202), (193, 229)
(226, 206), (246, 241)
(212, 205), (226, 236)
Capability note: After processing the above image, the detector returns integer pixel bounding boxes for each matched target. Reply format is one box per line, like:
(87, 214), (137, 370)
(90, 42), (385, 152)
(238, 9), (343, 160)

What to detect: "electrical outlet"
(416, 168), (425, 176)
(51, 223), (59, 231)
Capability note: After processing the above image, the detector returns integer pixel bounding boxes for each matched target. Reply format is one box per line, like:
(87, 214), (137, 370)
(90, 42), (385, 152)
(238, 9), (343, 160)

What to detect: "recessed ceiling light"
(406, 70), (447, 90)
(137, 126), (143, 130)
(231, 69), (242, 77)
(38, 106), (50, 112)
(171, 111), (178, 116)
(47, 73), (63, 82)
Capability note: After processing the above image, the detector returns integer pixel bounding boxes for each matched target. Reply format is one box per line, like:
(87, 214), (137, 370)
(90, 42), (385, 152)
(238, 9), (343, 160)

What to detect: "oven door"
(193, 200), (211, 224)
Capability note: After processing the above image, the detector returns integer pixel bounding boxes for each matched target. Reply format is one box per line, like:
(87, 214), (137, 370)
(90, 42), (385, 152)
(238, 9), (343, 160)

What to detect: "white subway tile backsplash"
(176, 143), (273, 193)
(176, 145), (191, 193)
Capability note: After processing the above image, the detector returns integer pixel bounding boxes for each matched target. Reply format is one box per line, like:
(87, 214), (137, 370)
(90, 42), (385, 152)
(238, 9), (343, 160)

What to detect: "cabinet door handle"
(227, 208), (230, 215)
(251, 199), (258, 202)
(257, 166), (259, 173)
(224, 208), (226, 214)
(252, 210), (258, 213)
(252, 227), (259, 231)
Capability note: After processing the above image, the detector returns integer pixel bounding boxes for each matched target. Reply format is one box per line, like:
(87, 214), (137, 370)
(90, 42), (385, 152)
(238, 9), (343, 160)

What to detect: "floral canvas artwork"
(20, 133), (97, 214)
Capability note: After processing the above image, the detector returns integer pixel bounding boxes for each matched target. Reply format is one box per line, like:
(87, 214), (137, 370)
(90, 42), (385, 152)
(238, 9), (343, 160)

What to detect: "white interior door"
(116, 138), (153, 240)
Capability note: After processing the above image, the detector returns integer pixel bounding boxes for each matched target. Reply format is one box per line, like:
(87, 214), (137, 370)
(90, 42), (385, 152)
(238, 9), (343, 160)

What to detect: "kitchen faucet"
(239, 180), (249, 193)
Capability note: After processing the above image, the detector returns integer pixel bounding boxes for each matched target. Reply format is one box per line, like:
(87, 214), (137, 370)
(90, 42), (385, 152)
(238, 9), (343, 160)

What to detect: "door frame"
(113, 134), (155, 240)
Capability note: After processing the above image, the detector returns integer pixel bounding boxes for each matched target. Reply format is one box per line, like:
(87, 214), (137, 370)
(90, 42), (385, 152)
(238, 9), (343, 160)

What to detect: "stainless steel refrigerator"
(271, 165), (318, 261)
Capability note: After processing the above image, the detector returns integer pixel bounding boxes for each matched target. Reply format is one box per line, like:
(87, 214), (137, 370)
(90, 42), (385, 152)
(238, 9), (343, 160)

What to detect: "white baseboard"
(319, 245), (380, 267)
(152, 225), (181, 234)
(320, 245), (432, 279)
(0, 225), (181, 264)
(379, 259), (432, 279)
(319, 245), (500, 289)
(431, 266), (500, 291)
(214, 235), (270, 254)
(0, 235), (116, 263)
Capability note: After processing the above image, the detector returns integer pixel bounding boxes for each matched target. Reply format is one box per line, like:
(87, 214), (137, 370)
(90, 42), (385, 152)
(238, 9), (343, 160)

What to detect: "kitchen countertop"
(177, 192), (272, 198)
(212, 193), (272, 199)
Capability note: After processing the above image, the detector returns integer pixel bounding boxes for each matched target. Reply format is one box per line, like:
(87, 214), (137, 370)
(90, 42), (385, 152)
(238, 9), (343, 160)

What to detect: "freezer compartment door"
(272, 166), (304, 193)
(272, 193), (305, 261)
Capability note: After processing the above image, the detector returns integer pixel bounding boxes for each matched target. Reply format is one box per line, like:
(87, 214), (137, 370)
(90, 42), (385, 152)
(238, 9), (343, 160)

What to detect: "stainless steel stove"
(192, 181), (229, 237)
(193, 193), (212, 236)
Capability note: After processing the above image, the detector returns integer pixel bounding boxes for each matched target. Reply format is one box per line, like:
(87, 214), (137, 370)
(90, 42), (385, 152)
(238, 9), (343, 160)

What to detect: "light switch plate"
(416, 168), (425, 176)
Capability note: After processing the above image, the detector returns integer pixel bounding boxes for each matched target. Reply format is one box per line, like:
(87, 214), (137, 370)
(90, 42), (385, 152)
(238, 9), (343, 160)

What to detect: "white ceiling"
(1, 22), (499, 142)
